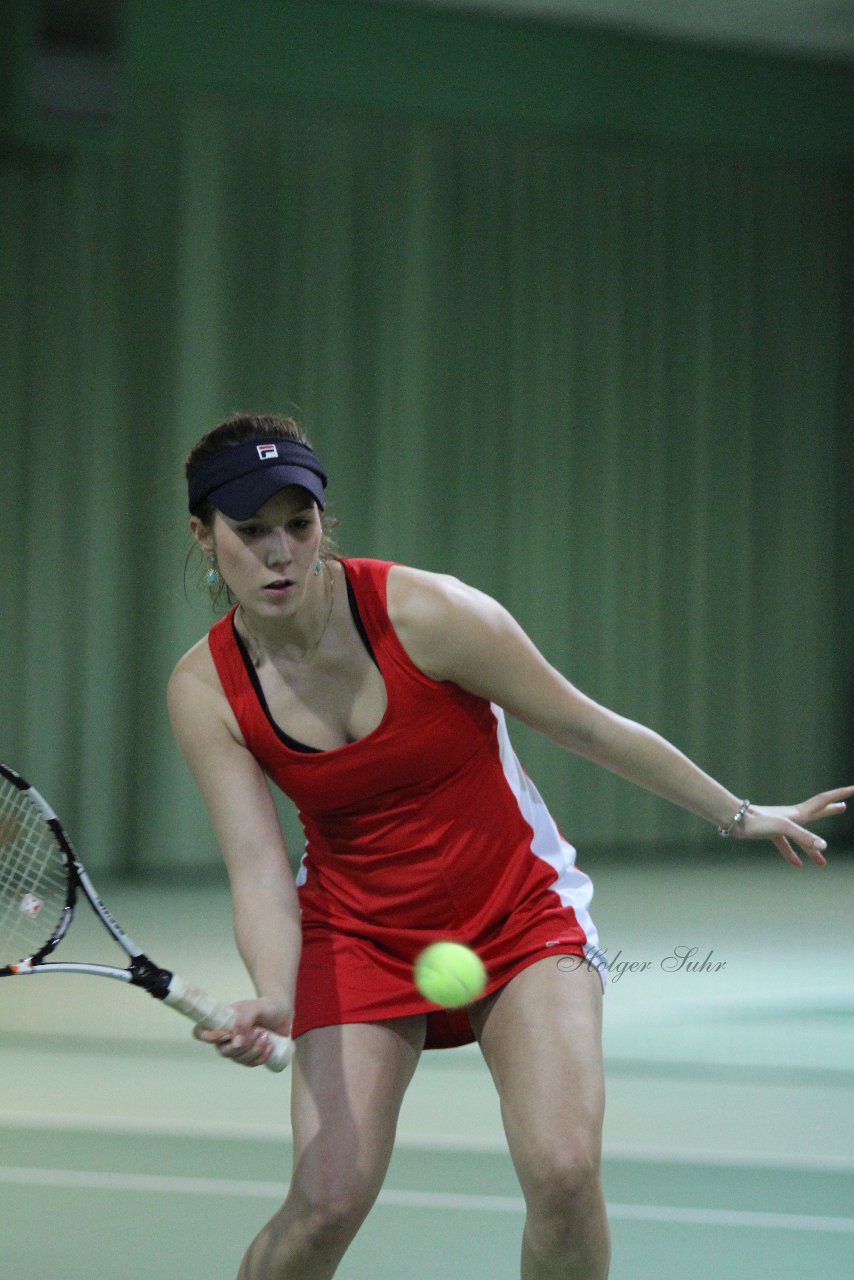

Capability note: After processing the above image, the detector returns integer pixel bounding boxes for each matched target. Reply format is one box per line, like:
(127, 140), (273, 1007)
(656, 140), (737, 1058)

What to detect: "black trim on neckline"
(345, 572), (379, 671)
(232, 562), (379, 754)
(232, 619), (320, 754)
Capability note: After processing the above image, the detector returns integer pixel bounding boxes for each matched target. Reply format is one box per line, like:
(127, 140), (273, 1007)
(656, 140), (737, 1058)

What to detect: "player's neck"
(237, 564), (335, 667)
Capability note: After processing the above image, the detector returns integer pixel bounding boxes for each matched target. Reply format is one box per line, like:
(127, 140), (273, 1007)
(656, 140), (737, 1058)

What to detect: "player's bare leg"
(238, 1015), (425, 1280)
(469, 957), (610, 1280)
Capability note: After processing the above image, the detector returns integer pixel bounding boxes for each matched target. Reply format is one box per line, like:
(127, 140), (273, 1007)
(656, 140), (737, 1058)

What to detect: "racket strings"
(0, 778), (69, 964)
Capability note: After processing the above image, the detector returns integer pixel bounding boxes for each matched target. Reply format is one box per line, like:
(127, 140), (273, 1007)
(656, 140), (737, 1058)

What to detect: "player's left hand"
(733, 785), (854, 867)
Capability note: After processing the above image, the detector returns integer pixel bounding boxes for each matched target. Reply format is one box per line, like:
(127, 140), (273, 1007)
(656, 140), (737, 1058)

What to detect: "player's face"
(196, 487), (324, 616)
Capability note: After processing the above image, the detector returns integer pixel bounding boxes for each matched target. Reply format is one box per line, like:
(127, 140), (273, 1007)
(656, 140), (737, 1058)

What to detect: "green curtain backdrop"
(2, 23), (851, 873)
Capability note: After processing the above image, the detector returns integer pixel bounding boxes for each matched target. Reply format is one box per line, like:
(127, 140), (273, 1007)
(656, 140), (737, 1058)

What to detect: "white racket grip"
(163, 974), (294, 1072)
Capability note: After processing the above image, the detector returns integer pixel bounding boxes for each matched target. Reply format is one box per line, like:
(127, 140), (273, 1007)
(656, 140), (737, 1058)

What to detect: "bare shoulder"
(167, 635), (244, 747)
(386, 564), (477, 620)
(386, 564), (517, 685)
(167, 636), (219, 708)
(386, 564), (603, 751)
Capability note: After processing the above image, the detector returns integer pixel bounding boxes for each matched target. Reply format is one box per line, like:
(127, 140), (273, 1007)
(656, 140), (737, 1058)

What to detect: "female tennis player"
(168, 412), (851, 1280)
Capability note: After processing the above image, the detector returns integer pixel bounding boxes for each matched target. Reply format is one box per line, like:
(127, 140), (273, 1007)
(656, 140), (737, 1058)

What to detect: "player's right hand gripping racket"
(0, 763), (294, 1072)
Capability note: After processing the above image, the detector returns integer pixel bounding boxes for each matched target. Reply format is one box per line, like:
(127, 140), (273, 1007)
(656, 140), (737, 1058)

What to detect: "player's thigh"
(469, 957), (605, 1188)
(289, 1015), (427, 1210)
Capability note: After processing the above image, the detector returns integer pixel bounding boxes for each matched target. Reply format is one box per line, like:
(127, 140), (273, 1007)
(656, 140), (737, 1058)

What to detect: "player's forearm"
(577, 712), (741, 831)
(231, 876), (302, 1006)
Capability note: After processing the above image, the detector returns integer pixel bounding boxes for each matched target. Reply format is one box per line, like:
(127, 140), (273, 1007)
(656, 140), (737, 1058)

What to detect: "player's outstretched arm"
(387, 566), (853, 867)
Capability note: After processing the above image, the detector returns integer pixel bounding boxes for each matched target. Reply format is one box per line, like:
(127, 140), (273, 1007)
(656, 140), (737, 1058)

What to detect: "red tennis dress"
(208, 558), (604, 1048)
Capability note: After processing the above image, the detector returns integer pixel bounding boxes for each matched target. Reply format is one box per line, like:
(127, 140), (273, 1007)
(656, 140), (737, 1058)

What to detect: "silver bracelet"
(718, 799), (750, 838)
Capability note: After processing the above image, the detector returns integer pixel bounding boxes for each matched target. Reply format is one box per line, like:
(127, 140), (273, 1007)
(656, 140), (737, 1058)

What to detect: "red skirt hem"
(292, 944), (604, 1050)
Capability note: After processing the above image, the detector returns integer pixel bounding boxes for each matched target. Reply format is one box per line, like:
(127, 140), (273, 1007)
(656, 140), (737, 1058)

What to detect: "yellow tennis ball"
(414, 941), (487, 1008)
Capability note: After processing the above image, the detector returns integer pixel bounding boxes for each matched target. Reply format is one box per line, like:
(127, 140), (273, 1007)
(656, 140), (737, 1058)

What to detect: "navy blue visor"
(188, 439), (327, 519)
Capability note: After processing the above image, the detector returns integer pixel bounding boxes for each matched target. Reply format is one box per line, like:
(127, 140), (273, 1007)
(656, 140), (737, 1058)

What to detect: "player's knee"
(525, 1140), (602, 1222)
(287, 1175), (377, 1247)
(240, 1182), (376, 1279)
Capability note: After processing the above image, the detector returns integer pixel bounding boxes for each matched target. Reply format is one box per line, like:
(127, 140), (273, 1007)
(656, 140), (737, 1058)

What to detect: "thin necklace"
(239, 563), (334, 667)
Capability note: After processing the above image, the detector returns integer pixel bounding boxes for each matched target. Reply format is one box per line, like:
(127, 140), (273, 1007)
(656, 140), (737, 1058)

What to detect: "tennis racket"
(0, 762), (294, 1072)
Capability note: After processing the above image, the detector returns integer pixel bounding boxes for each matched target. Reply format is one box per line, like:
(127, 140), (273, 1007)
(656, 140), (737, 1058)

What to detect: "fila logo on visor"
(256, 443), (279, 460)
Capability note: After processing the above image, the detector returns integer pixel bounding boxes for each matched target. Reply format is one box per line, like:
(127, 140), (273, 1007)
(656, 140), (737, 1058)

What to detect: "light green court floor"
(2, 857), (853, 1278)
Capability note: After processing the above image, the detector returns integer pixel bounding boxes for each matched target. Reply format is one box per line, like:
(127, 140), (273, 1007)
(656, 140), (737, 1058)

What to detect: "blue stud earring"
(315, 558), (322, 575)
(207, 556), (218, 586)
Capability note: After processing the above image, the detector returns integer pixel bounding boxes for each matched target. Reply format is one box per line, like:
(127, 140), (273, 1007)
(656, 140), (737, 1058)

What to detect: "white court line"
(1, 1167), (854, 1233)
(0, 1111), (296, 1143)
(601, 1144), (854, 1174)
(2, 1112), (854, 1173)
(0, 1166), (287, 1200)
